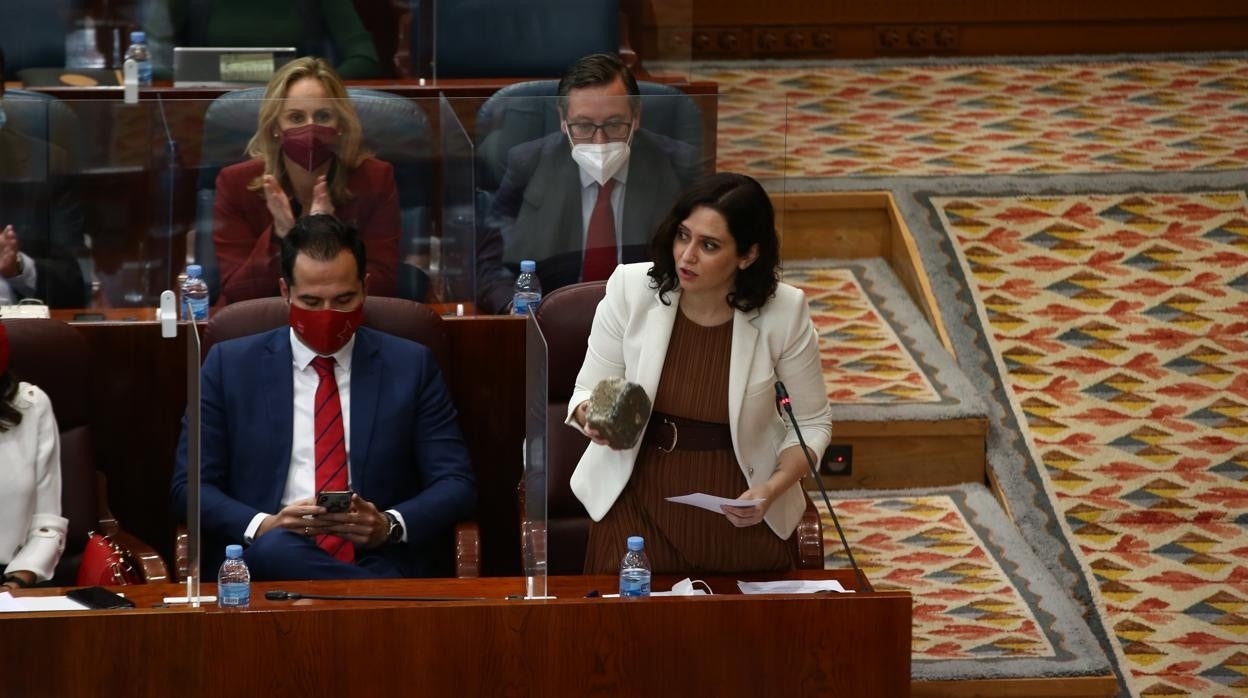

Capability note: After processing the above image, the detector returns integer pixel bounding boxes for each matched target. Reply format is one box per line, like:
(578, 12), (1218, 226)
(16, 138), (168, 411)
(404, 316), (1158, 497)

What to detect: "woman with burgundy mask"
(212, 56), (399, 306)
(0, 322), (69, 591)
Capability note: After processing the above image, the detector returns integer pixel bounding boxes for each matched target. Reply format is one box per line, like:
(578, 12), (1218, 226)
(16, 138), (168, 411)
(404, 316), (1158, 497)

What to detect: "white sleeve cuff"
(243, 513), (269, 544)
(7, 252), (38, 291)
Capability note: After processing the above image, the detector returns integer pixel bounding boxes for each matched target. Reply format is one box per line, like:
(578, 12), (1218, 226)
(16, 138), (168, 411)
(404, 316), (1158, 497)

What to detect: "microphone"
(775, 381), (869, 593)
(264, 589), (489, 602)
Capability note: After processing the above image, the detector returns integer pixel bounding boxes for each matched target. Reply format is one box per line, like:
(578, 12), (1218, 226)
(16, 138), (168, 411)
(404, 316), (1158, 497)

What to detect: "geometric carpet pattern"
(706, 59), (1248, 179)
(933, 190), (1248, 697)
(786, 267), (943, 404)
(818, 493), (1057, 661)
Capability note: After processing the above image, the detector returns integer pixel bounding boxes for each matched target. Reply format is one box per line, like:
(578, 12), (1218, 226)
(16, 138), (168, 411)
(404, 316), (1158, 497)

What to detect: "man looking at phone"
(171, 215), (476, 580)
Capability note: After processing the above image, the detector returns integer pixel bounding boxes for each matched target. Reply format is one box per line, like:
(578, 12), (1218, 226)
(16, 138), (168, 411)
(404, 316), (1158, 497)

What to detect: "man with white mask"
(479, 53), (699, 313)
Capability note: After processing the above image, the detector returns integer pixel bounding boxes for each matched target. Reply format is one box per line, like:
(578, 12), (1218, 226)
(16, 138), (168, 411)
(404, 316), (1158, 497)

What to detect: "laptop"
(173, 47), (297, 87)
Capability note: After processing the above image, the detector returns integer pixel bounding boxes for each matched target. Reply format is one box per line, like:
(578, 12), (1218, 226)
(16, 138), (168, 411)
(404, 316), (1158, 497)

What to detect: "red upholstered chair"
(174, 296), (480, 579)
(528, 281), (826, 574)
(2, 318), (169, 584)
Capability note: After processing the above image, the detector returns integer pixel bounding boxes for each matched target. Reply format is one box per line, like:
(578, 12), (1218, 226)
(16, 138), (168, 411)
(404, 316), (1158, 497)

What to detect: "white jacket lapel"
(728, 307), (761, 448)
(634, 286), (679, 402)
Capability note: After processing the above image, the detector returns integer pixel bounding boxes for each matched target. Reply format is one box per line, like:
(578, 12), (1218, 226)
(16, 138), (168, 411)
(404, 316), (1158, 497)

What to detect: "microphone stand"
(775, 382), (870, 593)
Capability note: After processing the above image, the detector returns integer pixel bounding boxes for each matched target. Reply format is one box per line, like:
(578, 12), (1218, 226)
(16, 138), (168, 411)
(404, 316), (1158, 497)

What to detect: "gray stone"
(586, 377), (652, 449)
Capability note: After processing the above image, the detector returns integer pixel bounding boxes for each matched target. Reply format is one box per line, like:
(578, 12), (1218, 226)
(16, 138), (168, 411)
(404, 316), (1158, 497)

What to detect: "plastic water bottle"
(181, 264), (209, 321)
(217, 544), (251, 608)
(124, 31), (152, 86)
(512, 260), (542, 316)
(619, 535), (652, 597)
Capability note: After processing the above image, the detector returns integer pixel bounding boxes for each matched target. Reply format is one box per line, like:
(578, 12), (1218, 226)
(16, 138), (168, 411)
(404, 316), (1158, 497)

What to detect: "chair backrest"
(0, 0), (75, 80)
(1, 318), (96, 583)
(474, 79), (704, 192)
(193, 87), (433, 302)
(412, 0), (619, 79)
(532, 281), (606, 573)
(202, 296), (449, 372)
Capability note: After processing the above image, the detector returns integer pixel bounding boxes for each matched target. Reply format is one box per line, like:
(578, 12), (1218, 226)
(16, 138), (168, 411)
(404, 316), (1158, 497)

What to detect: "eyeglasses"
(566, 120), (633, 141)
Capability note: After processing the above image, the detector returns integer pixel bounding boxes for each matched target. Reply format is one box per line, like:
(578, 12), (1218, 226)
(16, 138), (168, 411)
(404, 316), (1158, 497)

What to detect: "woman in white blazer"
(0, 323), (67, 590)
(568, 173), (832, 574)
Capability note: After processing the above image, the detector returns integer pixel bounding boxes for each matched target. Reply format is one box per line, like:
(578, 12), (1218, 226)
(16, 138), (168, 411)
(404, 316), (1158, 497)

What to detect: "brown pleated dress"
(583, 309), (795, 575)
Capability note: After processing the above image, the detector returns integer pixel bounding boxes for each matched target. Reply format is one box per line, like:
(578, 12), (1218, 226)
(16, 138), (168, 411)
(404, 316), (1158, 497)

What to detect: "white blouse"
(0, 381), (68, 581)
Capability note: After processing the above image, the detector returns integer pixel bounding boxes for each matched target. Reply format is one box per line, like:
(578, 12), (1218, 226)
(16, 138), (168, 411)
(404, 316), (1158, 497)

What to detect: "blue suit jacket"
(171, 326), (477, 578)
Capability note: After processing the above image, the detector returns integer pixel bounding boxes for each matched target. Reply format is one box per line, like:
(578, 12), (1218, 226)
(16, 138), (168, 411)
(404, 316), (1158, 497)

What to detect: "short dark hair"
(648, 173), (780, 312)
(280, 214), (367, 287)
(557, 53), (640, 114)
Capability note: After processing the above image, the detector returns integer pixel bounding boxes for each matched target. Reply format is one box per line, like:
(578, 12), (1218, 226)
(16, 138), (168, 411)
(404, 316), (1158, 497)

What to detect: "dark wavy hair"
(0, 372), (22, 432)
(648, 173), (780, 311)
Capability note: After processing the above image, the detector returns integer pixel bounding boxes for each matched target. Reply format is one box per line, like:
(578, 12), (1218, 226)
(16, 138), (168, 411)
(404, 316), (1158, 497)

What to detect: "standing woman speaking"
(568, 172), (832, 575)
(212, 57), (399, 305)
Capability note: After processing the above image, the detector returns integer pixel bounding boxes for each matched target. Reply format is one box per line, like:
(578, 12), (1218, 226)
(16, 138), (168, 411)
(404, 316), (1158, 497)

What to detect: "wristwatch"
(383, 511), (403, 545)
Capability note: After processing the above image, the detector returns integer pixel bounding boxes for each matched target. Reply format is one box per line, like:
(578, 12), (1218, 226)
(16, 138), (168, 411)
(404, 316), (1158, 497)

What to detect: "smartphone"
(66, 586), (135, 610)
(316, 490), (353, 513)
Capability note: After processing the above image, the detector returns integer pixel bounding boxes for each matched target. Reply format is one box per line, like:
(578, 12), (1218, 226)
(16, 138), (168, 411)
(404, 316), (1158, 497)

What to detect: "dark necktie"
(311, 356), (354, 563)
(581, 179), (618, 282)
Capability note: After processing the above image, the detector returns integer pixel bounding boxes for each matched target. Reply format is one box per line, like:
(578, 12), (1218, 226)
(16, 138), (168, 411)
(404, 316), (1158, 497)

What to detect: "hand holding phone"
(316, 490), (353, 513)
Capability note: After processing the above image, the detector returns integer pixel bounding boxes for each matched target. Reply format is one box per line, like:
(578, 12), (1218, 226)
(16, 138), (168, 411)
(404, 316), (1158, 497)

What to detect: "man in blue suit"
(171, 215), (476, 581)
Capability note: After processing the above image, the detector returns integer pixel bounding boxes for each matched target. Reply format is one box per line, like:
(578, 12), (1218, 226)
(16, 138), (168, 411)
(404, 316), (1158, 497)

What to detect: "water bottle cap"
(130, 31), (145, 43)
(520, 260), (536, 273)
(627, 536), (644, 551)
(186, 264), (203, 277)
(225, 544), (243, 559)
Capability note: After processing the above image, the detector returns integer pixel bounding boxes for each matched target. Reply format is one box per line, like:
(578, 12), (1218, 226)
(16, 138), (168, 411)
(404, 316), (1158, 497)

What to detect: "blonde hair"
(245, 57), (369, 206)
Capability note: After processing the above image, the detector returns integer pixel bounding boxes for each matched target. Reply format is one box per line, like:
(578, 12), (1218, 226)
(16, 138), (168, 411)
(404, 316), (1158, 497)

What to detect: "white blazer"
(0, 382), (68, 582)
(566, 263), (832, 538)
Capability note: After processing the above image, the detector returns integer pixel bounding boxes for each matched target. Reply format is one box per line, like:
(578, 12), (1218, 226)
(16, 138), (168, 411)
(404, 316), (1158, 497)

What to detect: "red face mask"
(280, 123), (338, 171)
(288, 303), (363, 355)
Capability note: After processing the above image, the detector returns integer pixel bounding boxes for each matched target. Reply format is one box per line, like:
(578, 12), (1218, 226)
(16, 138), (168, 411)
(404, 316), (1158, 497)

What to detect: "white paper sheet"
(665, 492), (766, 515)
(0, 591), (90, 612)
(736, 579), (850, 595)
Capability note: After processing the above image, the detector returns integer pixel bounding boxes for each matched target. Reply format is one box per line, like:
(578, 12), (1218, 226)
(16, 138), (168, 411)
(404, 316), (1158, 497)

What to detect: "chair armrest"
(796, 494), (825, 570)
(109, 528), (171, 583)
(454, 520), (481, 578)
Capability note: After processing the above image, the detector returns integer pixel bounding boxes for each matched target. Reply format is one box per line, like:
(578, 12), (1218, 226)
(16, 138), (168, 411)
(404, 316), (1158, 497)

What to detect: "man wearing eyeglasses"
(480, 53), (698, 312)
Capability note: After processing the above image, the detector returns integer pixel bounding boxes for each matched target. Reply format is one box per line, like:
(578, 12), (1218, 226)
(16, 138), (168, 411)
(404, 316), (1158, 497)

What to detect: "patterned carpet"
(930, 189), (1248, 696)
(786, 267), (942, 404)
(703, 58), (1248, 179)
(699, 53), (1248, 696)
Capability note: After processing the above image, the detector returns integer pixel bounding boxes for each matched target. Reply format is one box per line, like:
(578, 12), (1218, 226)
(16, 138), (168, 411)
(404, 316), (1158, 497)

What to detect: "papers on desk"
(737, 580), (850, 595)
(665, 493), (766, 515)
(0, 591), (89, 612)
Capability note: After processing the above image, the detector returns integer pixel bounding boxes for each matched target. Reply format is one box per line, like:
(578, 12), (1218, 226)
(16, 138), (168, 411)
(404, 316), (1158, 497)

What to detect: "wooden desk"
(7, 572), (911, 697)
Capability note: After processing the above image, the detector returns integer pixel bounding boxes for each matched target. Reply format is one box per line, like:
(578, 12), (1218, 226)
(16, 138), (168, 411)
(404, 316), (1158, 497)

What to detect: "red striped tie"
(311, 356), (354, 563)
(581, 179), (617, 282)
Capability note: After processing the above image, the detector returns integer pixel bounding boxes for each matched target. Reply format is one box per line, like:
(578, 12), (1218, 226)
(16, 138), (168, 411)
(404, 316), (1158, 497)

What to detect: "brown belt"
(644, 412), (734, 452)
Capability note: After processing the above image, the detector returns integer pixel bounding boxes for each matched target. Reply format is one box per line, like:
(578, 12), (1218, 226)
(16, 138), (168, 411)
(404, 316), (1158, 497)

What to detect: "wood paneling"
(7, 573), (912, 698)
(642, 0), (1248, 60)
(821, 419), (988, 490)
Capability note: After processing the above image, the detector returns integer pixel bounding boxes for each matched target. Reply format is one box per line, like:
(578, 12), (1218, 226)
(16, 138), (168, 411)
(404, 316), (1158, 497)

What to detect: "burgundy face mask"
(288, 303), (363, 355)
(280, 123), (338, 171)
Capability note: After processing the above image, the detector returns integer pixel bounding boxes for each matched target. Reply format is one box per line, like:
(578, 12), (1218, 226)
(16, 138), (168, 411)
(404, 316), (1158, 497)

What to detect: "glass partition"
(645, 0), (695, 83)
(436, 94), (478, 310)
(523, 307), (549, 598)
(471, 91), (716, 313)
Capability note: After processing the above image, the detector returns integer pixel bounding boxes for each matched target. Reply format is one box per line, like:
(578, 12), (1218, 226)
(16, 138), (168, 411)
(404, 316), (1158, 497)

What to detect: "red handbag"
(76, 531), (142, 586)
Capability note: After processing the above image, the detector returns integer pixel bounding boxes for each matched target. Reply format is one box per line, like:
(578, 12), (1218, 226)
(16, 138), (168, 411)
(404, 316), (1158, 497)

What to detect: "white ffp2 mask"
(568, 134), (631, 186)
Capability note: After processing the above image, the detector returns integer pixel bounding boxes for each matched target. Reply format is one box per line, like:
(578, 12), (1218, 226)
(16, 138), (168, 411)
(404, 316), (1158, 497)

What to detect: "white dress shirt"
(243, 329), (406, 543)
(577, 164), (628, 267)
(0, 252), (38, 304)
